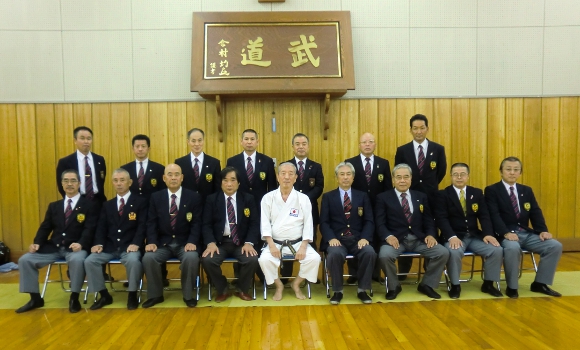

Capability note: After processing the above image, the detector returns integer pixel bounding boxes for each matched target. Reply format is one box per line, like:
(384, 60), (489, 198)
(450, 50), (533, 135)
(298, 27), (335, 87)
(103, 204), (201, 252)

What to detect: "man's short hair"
(334, 162), (355, 176)
(220, 166), (239, 183)
(112, 168), (131, 177)
(292, 133), (309, 144)
(450, 163), (470, 174)
(132, 134), (150, 147)
(500, 156), (523, 173)
(241, 129), (258, 139)
(187, 128), (205, 139)
(61, 169), (81, 182)
(73, 126), (93, 138)
(392, 163), (413, 176)
(277, 162), (296, 174)
(409, 114), (429, 127)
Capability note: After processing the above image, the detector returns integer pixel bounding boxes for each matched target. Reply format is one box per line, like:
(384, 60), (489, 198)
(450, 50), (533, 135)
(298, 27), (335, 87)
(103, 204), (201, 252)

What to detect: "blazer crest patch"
(419, 204), (424, 213)
(151, 178), (157, 187)
(128, 212), (137, 220)
(309, 178), (315, 187)
(100, 171), (105, 179)
(358, 207), (363, 216)
(471, 203), (478, 213)
(524, 202), (531, 211)
(244, 208), (250, 217)
(260, 172), (266, 180)
(76, 213), (85, 223)
(186, 212), (193, 222)
(206, 173), (213, 182)
(430, 161), (436, 170)
(378, 174), (384, 182)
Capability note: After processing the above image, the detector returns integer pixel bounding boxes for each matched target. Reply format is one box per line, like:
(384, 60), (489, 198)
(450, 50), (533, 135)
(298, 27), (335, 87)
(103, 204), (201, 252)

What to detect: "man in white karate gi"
(259, 162), (321, 301)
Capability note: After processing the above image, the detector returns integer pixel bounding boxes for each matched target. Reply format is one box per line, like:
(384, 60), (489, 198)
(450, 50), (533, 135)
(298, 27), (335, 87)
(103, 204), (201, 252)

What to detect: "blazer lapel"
(448, 187), (464, 214)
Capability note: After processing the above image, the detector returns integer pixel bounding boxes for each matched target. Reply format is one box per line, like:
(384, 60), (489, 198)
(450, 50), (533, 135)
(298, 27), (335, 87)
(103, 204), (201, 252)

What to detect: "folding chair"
(164, 258), (201, 301)
(383, 252), (424, 293)
(262, 255), (311, 300)
(323, 253), (373, 298)
(206, 257), (256, 301)
(41, 259), (88, 303)
(92, 259), (143, 303)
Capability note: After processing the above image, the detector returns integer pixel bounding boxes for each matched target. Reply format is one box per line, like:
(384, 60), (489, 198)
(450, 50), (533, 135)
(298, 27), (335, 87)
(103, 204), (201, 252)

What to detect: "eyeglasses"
(61, 179), (79, 184)
(359, 140), (375, 145)
(451, 173), (468, 178)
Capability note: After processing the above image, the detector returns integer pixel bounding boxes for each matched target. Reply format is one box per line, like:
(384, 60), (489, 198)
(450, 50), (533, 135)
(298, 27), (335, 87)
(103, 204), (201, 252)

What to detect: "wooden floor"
(2, 252), (580, 350)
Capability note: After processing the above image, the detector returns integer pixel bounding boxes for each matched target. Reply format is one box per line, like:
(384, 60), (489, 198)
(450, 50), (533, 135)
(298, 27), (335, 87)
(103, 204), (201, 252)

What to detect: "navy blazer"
(226, 152), (277, 204)
(319, 188), (374, 252)
(146, 188), (203, 248)
(93, 194), (148, 253)
(375, 189), (436, 242)
(175, 153), (221, 203)
(434, 185), (494, 241)
(484, 181), (548, 237)
(394, 140), (446, 198)
(56, 152), (107, 204)
(345, 155), (392, 206)
(285, 158), (324, 224)
(34, 196), (99, 253)
(121, 160), (166, 200)
(202, 191), (260, 246)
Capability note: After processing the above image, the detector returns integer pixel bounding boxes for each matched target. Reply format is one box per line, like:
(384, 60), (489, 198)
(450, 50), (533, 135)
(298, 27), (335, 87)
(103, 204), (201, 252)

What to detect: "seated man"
(85, 169), (148, 310)
(16, 169), (98, 313)
(142, 164), (202, 308)
(375, 164), (449, 300)
(320, 162), (376, 305)
(201, 167), (260, 302)
(258, 162), (321, 301)
(485, 156), (562, 298)
(434, 163), (503, 299)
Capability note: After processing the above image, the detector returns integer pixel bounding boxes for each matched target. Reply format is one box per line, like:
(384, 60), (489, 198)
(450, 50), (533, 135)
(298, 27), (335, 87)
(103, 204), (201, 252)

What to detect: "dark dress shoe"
(215, 293), (231, 303)
(386, 285), (402, 300)
(127, 295), (140, 310)
(90, 295), (113, 310)
(481, 281), (503, 297)
(417, 284), (441, 299)
(448, 284), (461, 299)
(69, 299), (81, 313)
(142, 296), (164, 308)
(183, 298), (197, 308)
(234, 292), (253, 301)
(16, 299), (44, 313)
(506, 287), (519, 299)
(530, 282), (562, 297)
(163, 279), (170, 288)
(357, 291), (372, 304)
(346, 276), (358, 284)
(330, 292), (343, 305)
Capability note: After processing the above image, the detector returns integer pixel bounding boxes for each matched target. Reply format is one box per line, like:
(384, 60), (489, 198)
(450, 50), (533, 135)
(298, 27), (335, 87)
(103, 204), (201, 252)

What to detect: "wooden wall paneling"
(469, 99), (488, 189)
(35, 104), (58, 216)
(167, 102), (187, 164)
(521, 98), (542, 195)
(339, 99), (360, 161)
(72, 104), (92, 130)
(91, 103), (113, 198)
(557, 97), (578, 238)
(395, 99), (415, 147)
(301, 100), (323, 165)
(577, 97), (580, 238)
(433, 99), (452, 186)
(505, 98), (524, 157)
(450, 99), (470, 169)
(273, 99), (302, 164)
(129, 103), (149, 137)
(321, 99), (341, 189)
(540, 98), (560, 234)
(110, 103), (132, 169)
(259, 101), (275, 163)
(0, 104), (21, 249)
(415, 98), (434, 137)
(202, 101), (225, 164)
(54, 104), (75, 161)
(223, 100), (244, 160)
(377, 99), (398, 164)
(486, 99), (506, 185)
(243, 100), (265, 150)
(358, 99), (378, 135)
(148, 103), (169, 166)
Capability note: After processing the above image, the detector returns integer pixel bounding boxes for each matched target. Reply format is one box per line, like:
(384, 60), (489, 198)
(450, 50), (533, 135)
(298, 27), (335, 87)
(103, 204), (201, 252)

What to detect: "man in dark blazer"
(121, 134), (166, 200)
(141, 164), (203, 308)
(375, 164), (449, 300)
(485, 157), (562, 298)
(56, 126), (107, 207)
(175, 128), (221, 203)
(84, 169), (148, 310)
(434, 163), (503, 299)
(201, 167), (260, 302)
(16, 169), (98, 313)
(320, 162), (375, 305)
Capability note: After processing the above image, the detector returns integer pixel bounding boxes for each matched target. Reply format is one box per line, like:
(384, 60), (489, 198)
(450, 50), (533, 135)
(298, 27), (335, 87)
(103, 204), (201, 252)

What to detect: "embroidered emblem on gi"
(289, 208), (299, 217)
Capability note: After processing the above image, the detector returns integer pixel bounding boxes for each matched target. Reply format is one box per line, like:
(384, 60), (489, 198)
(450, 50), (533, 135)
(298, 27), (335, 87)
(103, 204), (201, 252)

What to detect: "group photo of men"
(16, 113), (563, 313)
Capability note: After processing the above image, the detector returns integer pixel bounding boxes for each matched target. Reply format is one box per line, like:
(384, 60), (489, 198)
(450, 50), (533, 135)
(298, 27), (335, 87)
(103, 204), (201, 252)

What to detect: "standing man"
(434, 163), (503, 299)
(375, 164), (449, 300)
(485, 157), (562, 298)
(85, 169), (147, 310)
(201, 167), (260, 302)
(16, 169), (98, 313)
(320, 162), (375, 305)
(258, 163), (321, 301)
(175, 128), (221, 202)
(141, 164), (203, 308)
(121, 134), (166, 200)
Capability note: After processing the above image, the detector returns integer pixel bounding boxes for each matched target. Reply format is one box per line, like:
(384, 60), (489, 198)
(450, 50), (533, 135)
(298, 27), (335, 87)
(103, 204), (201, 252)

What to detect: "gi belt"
(272, 238), (302, 269)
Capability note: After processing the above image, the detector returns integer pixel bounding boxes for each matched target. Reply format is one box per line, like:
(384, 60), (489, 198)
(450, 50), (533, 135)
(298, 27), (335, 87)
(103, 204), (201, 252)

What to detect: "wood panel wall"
(1, 97), (579, 256)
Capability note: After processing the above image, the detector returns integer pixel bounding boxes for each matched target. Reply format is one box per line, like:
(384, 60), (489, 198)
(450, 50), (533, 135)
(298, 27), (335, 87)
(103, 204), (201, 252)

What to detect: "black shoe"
(448, 284), (461, 299)
(163, 279), (170, 288)
(330, 292), (343, 305)
(397, 275), (408, 281)
(530, 282), (562, 297)
(417, 284), (441, 299)
(357, 291), (372, 304)
(127, 295), (139, 310)
(481, 281), (503, 297)
(385, 285), (402, 300)
(123, 282), (129, 288)
(346, 276), (358, 284)
(90, 294), (113, 310)
(69, 299), (81, 313)
(183, 298), (197, 308)
(142, 296), (164, 308)
(16, 299), (44, 313)
(506, 287), (519, 299)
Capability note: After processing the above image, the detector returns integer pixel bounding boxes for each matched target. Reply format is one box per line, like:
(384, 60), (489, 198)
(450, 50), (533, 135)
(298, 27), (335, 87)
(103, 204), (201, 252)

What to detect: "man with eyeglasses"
(485, 157), (562, 298)
(433, 163), (503, 299)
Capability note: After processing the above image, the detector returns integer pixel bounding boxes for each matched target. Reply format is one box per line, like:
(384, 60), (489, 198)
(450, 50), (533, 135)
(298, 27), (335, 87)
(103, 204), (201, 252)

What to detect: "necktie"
(170, 194), (178, 230)
(193, 158), (200, 184)
(459, 189), (466, 215)
(84, 156), (94, 199)
(510, 186), (520, 218)
(118, 197), (125, 216)
(227, 196), (240, 245)
(418, 145), (425, 175)
(401, 193), (412, 223)
(64, 199), (73, 225)
(343, 192), (352, 236)
(364, 157), (371, 184)
(138, 161), (145, 188)
(298, 160), (304, 180)
(246, 157), (254, 182)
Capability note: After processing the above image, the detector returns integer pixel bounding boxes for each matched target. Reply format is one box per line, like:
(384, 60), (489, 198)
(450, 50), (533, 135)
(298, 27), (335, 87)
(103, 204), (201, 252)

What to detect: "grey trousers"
(19, 247), (87, 294)
(85, 250), (142, 292)
(445, 236), (503, 285)
(326, 237), (376, 292)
